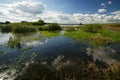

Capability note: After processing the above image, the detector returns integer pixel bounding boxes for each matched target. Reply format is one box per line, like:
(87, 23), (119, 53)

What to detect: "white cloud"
(98, 9), (107, 13)
(7, 1), (46, 14)
(108, 1), (112, 4)
(101, 3), (106, 6)
(112, 11), (120, 16)
(0, 1), (120, 24)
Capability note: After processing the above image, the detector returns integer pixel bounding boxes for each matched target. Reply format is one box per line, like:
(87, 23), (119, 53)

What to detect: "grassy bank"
(65, 24), (120, 46)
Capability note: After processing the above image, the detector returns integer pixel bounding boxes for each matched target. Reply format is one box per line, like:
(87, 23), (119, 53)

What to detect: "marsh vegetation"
(0, 20), (61, 33)
(65, 24), (120, 46)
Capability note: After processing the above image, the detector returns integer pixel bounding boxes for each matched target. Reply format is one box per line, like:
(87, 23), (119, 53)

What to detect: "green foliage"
(47, 23), (61, 31)
(14, 25), (36, 33)
(0, 21), (62, 33)
(65, 31), (95, 40)
(8, 39), (21, 48)
(40, 31), (61, 37)
(38, 23), (61, 31)
(90, 33), (114, 46)
(81, 24), (102, 33)
(5, 21), (10, 24)
(0, 25), (13, 32)
(38, 26), (49, 31)
(32, 20), (45, 25)
(65, 24), (120, 46)
(0, 23), (36, 33)
(65, 27), (75, 31)
(100, 29), (120, 42)
(65, 30), (118, 46)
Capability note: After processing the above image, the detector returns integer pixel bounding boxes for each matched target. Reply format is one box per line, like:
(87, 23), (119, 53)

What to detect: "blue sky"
(38, 0), (120, 14)
(0, 0), (120, 23)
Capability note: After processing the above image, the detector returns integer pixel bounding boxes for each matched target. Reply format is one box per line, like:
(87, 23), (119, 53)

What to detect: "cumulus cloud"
(108, 1), (112, 4)
(0, 0), (120, 23)
(11, 1), (45, 14)
(0, 1), (46, 22)
(98, 9), (107, 13)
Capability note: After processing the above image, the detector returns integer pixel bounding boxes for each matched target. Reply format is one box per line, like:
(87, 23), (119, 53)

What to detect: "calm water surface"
(0, 31), (120, 79)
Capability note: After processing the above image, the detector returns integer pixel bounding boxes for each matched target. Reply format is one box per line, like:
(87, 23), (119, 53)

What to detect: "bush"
(5, 21), (10, 24)
(38, 23), (61, 31)
(81, 24), (102, 33)
(48, 23), (61, 31)
(32, 20), (45, 25)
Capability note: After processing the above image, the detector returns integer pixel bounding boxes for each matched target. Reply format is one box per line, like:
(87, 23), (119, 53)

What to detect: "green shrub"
(48, 23), (61, 31)
(38, 26), (49, 31)
(81, 24), (102, 33)
(38, 23), (61, 31)
(32, 20), (45, 25)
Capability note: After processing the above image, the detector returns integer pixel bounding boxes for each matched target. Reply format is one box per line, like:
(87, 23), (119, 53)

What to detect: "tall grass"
(14, 25), (36, 33)
(100, 29), (120, 42)
(40, 31), (61, 38)
(0, 25), (13, 32)
(81, 24), (102, 33)
(0, 22), (62, 33)
(65, 31), (96, 40)
(38, 23), (61, 31)
(65, 23), (120, 46)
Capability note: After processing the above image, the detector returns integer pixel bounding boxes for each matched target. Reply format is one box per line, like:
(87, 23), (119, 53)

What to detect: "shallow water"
(0, 32), (120, 79)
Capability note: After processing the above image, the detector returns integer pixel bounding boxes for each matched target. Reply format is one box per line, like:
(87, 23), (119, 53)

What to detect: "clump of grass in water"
(90, 33), (115, 47)
(40, 31), (61, 38)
